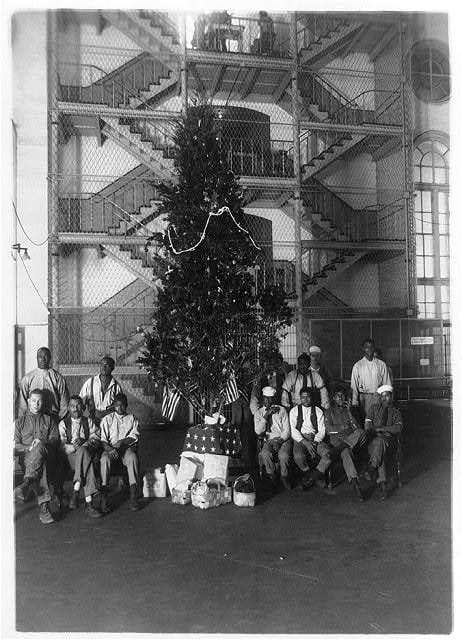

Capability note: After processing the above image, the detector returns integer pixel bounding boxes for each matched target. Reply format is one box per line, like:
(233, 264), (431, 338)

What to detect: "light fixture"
(12, 243), (30, 260)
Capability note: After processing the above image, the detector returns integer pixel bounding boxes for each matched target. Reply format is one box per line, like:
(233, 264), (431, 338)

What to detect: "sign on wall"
(411, 336), (434, 346)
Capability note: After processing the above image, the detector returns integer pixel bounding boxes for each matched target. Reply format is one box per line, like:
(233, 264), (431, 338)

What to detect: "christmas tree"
(138, 100), (292, 418)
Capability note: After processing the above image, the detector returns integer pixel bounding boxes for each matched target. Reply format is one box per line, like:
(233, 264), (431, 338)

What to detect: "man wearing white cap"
(364, 385), (403, 500)
(254, 386), (291, 490)
(281, 353), (330, 411)
(308, 345), (335, 402)
(350, 339), (392, 419)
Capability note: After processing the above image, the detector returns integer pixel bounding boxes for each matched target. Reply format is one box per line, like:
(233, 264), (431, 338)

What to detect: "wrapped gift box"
(218, 425), (242, 458)
(203, 453), (229, 485)
(165, 463), (179, 493)
(183, 425), (224, 455)
(143, 467), (167, 498)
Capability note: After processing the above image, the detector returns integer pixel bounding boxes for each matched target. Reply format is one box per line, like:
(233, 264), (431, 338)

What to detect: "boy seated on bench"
(99, 393), (140, 512)
(324, 387), (367, 501)
(14, 389), (58, 524)
(289, 387), (330, 490)
(364, 384), (403, 500)
(254, 386), (291, 490)
(58, 395), (102, 518)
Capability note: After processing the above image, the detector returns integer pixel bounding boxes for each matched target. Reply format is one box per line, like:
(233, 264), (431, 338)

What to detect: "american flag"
(183, 425), (241, 457)
(224, 374), (239, 405)
(162, 385), (181, 421)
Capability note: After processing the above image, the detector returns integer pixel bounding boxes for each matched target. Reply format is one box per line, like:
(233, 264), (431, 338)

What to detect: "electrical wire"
(13, 201), (50, 247)
(18, 254), (145, 345)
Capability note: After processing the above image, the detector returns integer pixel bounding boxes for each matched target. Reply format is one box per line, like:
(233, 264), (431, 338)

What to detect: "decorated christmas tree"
(138, 100), (292, 420)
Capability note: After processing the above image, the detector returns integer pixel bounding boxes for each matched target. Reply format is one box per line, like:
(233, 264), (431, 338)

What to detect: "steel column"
(47, 10), (60, 361)
(290, 12), (303, 356)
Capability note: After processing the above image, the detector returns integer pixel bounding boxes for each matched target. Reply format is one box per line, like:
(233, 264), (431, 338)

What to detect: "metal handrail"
(326, 88), (401, 126)
(59, 60), (178, 141)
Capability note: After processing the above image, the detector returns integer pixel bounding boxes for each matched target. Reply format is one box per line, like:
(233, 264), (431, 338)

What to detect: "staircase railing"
(322, 87), (402, 126)
(58, 190), (163, 235)
(296, 15), (349, 51)
(58, 59), (177, 110)
(188, 13), (291, 58)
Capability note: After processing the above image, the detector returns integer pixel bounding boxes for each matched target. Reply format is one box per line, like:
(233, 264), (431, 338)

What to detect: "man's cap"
(377, 384), (393, 395)
(309, 345), (321, 354)
(262, 386), (276, 397)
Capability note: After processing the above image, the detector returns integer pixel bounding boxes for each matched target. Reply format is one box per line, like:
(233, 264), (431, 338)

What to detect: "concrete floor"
(15, 403), (452, 634)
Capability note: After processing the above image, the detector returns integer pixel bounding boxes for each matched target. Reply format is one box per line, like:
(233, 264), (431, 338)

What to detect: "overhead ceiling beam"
(240, 68), (260, 99)
(369, 24), (398, 62)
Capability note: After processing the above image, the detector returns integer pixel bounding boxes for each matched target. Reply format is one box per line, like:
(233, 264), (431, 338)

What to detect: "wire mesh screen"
(41, 9), (450, 417)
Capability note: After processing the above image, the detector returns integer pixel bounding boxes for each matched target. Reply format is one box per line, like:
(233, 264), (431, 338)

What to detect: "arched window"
(413, 134), (449, 319)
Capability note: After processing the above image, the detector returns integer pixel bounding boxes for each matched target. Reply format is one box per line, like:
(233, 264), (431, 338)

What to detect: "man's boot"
(129, 484), (140, 511)
(301, 470), (314, 491)
(69, 490), (80, 510)
(351, 477), (364, 502)
(85, 499), (103, 518)
(39, 502), (55, 524)
(378, 481), (387, 500)
(311, 468), (326, 489)
(100, 487), (110, 514)
(14, 477), (34, 503)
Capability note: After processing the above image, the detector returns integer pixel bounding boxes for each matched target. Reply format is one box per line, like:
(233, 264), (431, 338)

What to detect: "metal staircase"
(101, 243), (162, 289)
(100, 10), (180, 70)
(59, 53), (177, 110)
(101, 117), (176, 180)
(297, 17), (364, 66)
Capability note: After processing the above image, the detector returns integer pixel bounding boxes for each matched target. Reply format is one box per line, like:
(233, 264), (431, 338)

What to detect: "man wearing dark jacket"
(14, 389), (59, 524)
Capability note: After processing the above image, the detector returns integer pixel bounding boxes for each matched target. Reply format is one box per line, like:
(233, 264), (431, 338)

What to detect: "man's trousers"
(100, 447), (139, 486)
(23, 443), (52, 505)
(65, 443), (99, 497)
(293, 440), (331, 474)
(259, 438), (291, 478)
(328, 428), (367, 481)
(368, 434), (394, 483)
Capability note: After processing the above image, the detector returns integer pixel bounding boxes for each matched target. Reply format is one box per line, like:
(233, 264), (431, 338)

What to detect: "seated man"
(58, 395), (102, 518)
(100, 393), (140, 512)
(324, 387), (367, 501)
(289, 387), (330, 490)
(364, 384), (403, 500)
(254, 386), (291, 490)
(14, 389), (59, 524)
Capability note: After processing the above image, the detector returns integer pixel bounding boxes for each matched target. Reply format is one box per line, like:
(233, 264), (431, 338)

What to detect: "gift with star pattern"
(183, 424), (241, 458)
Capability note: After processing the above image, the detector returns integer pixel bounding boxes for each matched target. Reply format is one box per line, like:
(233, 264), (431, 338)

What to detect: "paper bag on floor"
(203, 453), (229, 485)
(143, 467), (167, 498)
(165, 463), (179, 493)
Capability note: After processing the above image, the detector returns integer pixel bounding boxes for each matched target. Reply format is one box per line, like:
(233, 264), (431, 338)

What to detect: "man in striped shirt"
(281, 353), (330, 411)
(80, 356), (123, 426)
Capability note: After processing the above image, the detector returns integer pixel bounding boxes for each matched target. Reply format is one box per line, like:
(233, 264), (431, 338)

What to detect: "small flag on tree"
(224, 374), (239, 405)
(162, 385), (181, 421)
